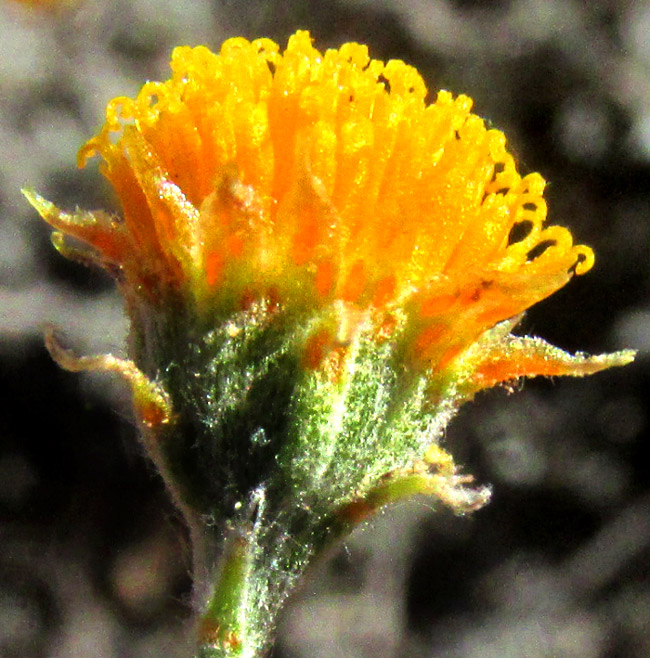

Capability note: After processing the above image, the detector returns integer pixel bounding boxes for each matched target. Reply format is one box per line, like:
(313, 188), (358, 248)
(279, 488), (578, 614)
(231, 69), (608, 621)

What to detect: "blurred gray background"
(1, 1), (649, 656)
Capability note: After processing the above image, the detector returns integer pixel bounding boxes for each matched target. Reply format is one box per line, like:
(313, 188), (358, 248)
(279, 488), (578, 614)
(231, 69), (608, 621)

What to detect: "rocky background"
(1, 1), (649, 656)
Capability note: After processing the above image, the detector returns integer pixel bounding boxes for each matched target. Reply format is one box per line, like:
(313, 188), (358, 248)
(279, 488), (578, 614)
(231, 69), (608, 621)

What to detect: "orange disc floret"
(303, 329), (333, 371)
(30, 30), (595, 374)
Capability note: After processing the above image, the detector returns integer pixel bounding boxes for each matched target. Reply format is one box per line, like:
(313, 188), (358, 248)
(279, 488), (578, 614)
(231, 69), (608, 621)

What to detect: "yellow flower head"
(25, 35), (635, 656)
(28, 31), (606, 377)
